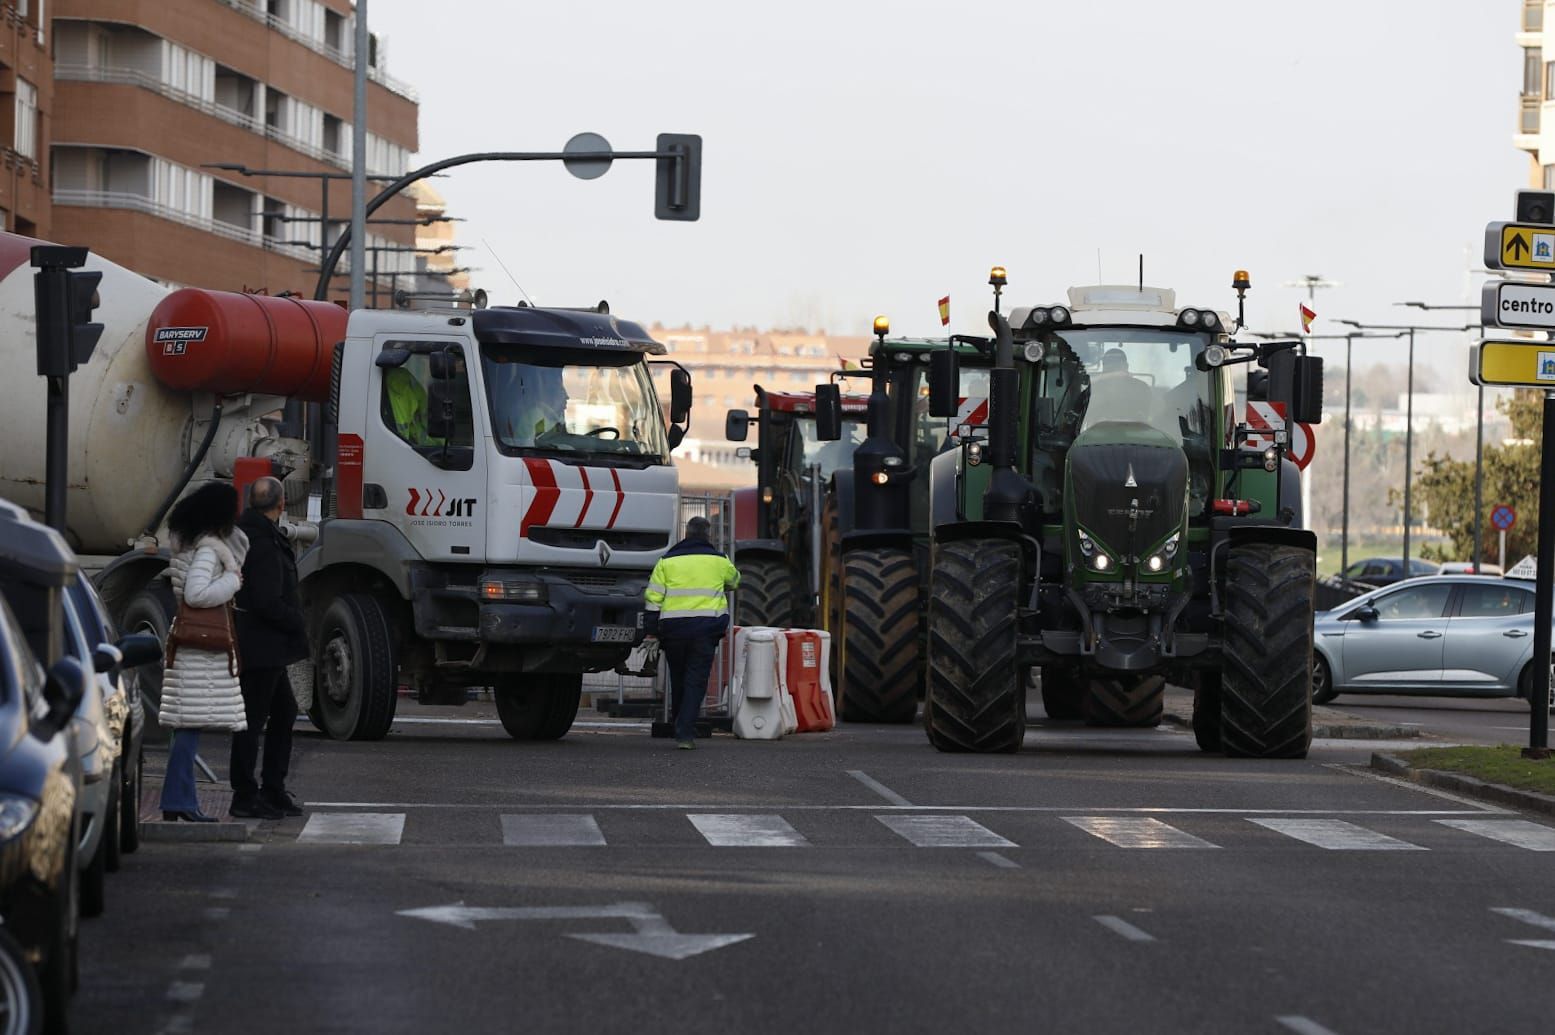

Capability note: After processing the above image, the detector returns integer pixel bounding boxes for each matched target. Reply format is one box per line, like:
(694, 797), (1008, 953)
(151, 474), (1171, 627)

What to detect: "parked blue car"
(1313, 575), (1553, 707)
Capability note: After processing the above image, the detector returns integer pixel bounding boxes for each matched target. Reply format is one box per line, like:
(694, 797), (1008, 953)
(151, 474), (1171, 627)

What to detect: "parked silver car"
(1313, 575), (1554, 708)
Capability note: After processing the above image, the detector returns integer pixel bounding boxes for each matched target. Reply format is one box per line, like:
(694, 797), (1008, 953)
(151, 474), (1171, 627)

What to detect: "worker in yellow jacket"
(644, 516), (741, 749)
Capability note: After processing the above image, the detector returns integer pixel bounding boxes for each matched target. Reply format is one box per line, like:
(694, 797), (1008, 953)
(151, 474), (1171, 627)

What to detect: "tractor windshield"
(796, 417), (865, 480)
(900, 365), (992, 470)
(480, 346), (670, 463)
(1032, 328), (1219, 518)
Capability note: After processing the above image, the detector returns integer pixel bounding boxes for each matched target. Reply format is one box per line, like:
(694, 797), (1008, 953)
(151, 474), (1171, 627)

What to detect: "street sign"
(1485, 222), (1555, 271)
(1482, 280), (1555, 330)
(1470, 341), (1555, 387)
(1290, 421), (1316, 470)
(1492, 504), (1517, 531)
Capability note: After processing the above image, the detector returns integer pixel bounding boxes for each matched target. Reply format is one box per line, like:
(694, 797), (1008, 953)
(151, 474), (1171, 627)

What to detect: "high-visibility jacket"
(644, 537), (740, 639)
(385, 368), (430, 443)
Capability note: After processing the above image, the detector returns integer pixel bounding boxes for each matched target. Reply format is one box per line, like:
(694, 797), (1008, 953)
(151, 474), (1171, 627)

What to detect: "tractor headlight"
(1161, 532), (1181, 559)
(1201, 311), (1220, 331)
(1179, 308), (1201, 327)
(1093, 554), (1110, 572)
(966, 442), (984, 467)
(1262, 447), (1279, 473)
(1023, 342), (1044, 363)
(1203, 344), (1229, 368)
(871, 471), (890, 485)
(1049, 306), (1071, 324)
(1145, 554), (1165, 573)
(1076, 528), (1096, 557)
(883, 456), (905, 467)
(761, 487), (775, 504)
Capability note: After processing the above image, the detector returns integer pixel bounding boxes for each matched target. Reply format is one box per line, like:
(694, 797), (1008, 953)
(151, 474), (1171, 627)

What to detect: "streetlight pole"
(351, 0), (369, 311)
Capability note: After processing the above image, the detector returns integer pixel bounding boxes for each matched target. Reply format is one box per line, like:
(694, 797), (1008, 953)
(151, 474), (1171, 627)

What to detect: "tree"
(1414, 390), (1543, 564)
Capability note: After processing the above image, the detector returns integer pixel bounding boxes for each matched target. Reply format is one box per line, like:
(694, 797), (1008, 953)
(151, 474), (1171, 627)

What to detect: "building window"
(14, 80), (36, 159)
(1528, 49), (1544, 96)
(1544, 166), (1555, 190)
(1527, 0), (1545, 33)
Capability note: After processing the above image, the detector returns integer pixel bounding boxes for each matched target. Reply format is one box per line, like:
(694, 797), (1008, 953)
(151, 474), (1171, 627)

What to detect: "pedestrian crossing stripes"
(284, 811), (1555, 852)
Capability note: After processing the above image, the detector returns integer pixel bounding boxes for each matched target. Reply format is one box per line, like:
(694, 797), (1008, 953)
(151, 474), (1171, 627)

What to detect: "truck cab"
(304, 303), (691, 741)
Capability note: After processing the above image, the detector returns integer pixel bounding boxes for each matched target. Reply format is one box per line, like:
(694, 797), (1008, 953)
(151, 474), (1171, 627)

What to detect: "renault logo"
(1124, 464), (1138, 488)
(597, 541), (613, 566)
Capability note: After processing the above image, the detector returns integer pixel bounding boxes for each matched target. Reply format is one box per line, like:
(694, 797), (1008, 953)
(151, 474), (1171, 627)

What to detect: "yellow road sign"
(1485, 222), (1555, 270)
(1471, 340), (1555, 387)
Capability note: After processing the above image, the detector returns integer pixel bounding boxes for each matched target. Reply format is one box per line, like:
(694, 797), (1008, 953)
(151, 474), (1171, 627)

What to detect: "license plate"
(591, 626), (636, 644)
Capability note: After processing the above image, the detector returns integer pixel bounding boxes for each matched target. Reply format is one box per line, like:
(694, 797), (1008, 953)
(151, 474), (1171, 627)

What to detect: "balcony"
(1523, 94), (1542, 135)
(212, 0), (420, 103)
(51, 187), (328, 266)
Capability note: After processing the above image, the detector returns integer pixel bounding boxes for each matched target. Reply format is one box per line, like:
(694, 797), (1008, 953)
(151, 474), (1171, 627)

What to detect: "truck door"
(367, 339), (488, 561)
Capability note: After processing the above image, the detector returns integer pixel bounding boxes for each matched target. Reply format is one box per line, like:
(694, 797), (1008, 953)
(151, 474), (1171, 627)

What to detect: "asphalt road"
(69, 704), (1555, 1035)
(1323, 693), (1545, 746)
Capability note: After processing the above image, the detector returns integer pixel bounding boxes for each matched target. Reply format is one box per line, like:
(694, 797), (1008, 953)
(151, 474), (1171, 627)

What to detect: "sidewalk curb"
(1162, 708), (1420, 741)
(1370, 752), (1555, 819)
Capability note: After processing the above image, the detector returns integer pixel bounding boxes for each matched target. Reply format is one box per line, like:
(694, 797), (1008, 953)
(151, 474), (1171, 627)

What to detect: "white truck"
(0, 234), (692, 741)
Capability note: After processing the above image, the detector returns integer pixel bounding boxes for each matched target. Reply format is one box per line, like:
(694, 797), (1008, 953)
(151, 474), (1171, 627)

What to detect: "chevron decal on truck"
(520, 458), (630, 536)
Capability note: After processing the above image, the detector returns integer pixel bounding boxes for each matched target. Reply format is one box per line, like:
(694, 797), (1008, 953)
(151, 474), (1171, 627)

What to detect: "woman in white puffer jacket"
(159, 482), (249, 822)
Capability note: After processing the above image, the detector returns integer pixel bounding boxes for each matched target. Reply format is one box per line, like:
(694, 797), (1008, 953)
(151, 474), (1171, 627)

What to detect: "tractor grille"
(1068, 431), (1186, 553)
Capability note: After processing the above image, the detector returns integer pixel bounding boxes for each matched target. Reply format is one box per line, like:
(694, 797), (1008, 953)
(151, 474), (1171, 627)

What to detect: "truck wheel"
(735, 557), (796, 629)
(121, 586), (175, 743)
(1220, 542), (1315, 759)
(1193, 673), (1223, 753)
(314, 594), (399, 742)
(924, 539), (1024, 753)
(1039, 666), (1084, 720)
(495, 675), (583, 740)
(0, 925), (41, 1035)
(838, 548), (920, 724)
(1083, 674), (1165, 727)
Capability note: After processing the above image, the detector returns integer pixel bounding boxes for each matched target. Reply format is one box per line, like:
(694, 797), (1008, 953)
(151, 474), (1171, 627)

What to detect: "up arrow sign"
(396, 901), (755, 960)
(1486, 221), (1555, 270)
(1509, 233), (1531, 262)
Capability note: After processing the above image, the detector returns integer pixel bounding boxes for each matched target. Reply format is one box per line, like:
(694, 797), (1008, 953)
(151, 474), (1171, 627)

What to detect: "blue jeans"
(159, 730), (201, 812)
(663, 633), (720, 742)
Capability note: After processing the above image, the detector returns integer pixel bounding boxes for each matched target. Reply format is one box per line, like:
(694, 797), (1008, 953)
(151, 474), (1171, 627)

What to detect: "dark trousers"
(662, 633), (720, 742)
(230, 667), (297, 799)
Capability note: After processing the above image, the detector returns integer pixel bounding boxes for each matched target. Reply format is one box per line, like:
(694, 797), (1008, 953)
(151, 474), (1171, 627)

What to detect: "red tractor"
(726, 387), (868, 628)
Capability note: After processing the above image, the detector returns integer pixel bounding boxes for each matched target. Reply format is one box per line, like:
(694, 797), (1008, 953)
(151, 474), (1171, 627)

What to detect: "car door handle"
(1504, 629), (1529, 638)
(1417, 631), (1442, 639)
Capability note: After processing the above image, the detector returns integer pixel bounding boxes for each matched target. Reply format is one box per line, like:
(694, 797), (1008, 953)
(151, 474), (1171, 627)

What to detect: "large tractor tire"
(1083, 673), (1165, 727)
(495, 674), (583, 740)
(924, 539), (1025, 753)
(314, 594), (399, 741)
(734, 557), (797, 629)
(1220, 542), (1315, 759)
(1192, 673), (1223, 754)
(838, 547), (920, 724)
(121, 585), (176, 743)
(1038, 665), (1084, 720)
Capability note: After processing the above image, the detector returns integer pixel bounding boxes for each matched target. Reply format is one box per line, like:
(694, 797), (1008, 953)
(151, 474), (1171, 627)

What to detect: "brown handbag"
(165, 601), (241, 677)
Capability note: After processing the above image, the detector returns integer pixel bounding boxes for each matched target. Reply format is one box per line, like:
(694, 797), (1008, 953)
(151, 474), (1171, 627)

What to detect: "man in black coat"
(230, 476), (310, 820)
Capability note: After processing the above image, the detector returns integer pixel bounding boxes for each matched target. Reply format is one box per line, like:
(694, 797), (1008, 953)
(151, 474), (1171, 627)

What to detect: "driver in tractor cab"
(1086, 348), (1154, 425)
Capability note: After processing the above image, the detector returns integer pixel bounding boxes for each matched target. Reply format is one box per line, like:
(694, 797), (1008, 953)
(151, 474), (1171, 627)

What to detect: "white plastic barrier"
(731, 628), (786, 740)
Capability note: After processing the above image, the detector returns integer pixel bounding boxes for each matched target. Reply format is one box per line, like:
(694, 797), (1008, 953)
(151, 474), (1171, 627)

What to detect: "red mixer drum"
(146, 288), (347, 402)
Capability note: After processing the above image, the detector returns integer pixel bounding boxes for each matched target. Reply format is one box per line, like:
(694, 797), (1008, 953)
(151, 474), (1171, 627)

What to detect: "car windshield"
(480, 347), (670, 462)
(796, 417), (864, 481)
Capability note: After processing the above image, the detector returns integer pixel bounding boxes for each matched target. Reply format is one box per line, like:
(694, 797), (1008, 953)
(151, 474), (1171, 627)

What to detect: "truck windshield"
(796, 418), (864, 480)
(480, 347), (670, 462)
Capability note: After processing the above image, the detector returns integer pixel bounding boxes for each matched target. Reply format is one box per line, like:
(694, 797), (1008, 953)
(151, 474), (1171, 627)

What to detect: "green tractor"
(815, 318), (990, 723)
(922, 272), (1324, 757)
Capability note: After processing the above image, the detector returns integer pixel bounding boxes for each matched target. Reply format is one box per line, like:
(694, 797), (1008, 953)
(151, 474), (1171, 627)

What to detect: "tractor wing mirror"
(1289, 355), (1324, 424)
(725, 409), (750, 442)
(814, 383), (843, 441)
(929, 349), (959, 418)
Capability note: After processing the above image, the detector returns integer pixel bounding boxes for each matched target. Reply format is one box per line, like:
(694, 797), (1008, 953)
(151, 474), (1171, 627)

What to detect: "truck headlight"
(481, 579), (549, 604)
(0, 796), (38, 843)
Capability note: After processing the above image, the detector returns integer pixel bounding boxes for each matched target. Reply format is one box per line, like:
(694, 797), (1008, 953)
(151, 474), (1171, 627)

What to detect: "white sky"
(369, 0), (1525, 375)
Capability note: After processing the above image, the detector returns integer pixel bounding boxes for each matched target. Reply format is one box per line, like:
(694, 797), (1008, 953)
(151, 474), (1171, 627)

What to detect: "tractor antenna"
(483, 237), (533, 307)
(1138, 254), (1144, 292)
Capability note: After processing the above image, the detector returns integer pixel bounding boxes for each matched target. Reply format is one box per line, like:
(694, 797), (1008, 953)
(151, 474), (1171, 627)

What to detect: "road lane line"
(1437, 819), (1555, 851)
(501, 814), (607, 847)
(1065, 817), (1219, 849)
(876, 815), (1015, 848)
(298, 812), (406, 846)
(689, 814), (809, 847)
(1250, 819), (1426, 850)
(978, 851), (1020, 869)
(1092, 915), (1155, 943)
(165, 982), (204, 1004)
(177, 955), (211, 971)
(1492, 907), (1555, 934)
(202, 907), (230, 921)
(847, 770), (913, 807)
(1276, 1017), (1342, 1035)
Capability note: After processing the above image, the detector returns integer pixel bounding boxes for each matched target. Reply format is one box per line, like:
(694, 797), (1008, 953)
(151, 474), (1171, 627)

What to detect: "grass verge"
(1395, 745), (1555, 797)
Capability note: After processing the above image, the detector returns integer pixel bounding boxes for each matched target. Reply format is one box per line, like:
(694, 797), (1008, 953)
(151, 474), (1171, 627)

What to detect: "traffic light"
(654, 133), (702, 222)
(1516, 189), (1555, 226)
(31, 246), (101, 377)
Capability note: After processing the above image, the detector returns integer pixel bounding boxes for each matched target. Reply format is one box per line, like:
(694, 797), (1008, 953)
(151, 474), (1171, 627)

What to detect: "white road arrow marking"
(1493, 907), (1555, 938)
(395, 901), (754, 960)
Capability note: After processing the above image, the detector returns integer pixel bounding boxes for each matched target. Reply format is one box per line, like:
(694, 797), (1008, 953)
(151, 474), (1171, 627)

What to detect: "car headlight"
(0, 796), (39, 843)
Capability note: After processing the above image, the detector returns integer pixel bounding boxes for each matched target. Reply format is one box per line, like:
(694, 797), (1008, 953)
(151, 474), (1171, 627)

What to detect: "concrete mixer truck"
(0, 233), (694, 743)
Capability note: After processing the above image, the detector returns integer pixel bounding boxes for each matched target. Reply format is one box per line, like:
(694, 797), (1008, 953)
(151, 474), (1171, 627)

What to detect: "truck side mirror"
(929, 349), (959, 418)
(34, 657), (87, 742)
(815, 383), (842, 441)
(725, 409), (750, 442)
(426, 381), (457, 439)
(667, 425), (685, 450)
(1290, 355), (1324, 424)
(670, 368), (693, 425)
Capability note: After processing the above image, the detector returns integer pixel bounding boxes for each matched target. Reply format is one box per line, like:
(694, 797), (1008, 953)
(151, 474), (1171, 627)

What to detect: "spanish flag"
(1299, 302), (1316, 334)
(938, 296), (951, 326)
